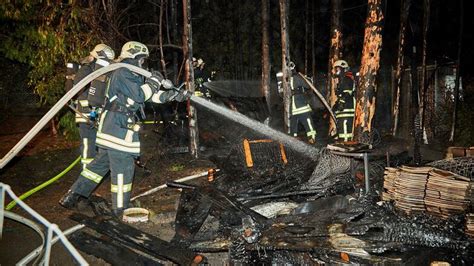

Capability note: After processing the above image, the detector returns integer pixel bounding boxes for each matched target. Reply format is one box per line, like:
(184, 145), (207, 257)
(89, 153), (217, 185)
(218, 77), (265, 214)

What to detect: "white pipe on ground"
(130, 170), (219, 201)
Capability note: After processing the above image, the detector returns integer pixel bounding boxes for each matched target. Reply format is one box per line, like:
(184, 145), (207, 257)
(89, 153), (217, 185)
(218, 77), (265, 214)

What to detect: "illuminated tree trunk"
(353, 0), (384, 140)
(392, 0), (411, 136)
(261, 0), (271, 114)
(279, 0), (291, 132)
(450, 0), (464, 142)
(327, 0), (343, 137)
(182, 0), (199, 157)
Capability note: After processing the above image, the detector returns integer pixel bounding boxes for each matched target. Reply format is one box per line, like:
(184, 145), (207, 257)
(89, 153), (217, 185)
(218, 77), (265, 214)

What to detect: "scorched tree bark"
(327, 0), (343, 137)
(392, 0), (411, 136)
(354, 0), (384, 141)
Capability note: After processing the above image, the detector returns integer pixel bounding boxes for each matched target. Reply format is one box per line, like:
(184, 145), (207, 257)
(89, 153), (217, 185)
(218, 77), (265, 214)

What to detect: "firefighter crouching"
(68, 44), (115, 169)
(333, 60), (356, 142)
(60, 41), (192, 217)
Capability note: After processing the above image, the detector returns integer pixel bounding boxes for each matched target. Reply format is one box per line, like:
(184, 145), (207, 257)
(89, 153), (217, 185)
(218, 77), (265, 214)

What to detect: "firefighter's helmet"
(333, 60), (349, 69)
(119, 41), (149, 59)
(197, 58), (204, 67)
(90, 44), (115, 60)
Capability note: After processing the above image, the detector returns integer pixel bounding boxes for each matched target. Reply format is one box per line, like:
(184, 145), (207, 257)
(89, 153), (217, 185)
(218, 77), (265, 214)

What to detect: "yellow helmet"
(120, 41), (149, 59)
(90, 44), (115, 60)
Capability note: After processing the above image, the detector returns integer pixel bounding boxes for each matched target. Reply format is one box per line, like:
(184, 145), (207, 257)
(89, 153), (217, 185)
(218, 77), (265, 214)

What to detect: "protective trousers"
(69, 148), (135, 211)
(336, 114), (354, 141)
(78, 123), (97, 169)
(289, 112), (316, 140)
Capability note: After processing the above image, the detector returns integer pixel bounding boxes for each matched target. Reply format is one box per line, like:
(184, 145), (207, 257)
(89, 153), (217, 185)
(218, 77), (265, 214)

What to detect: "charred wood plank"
(167, 181), (267, 224)
(70, 213), (202, 265)
(69, 231), (162, 265)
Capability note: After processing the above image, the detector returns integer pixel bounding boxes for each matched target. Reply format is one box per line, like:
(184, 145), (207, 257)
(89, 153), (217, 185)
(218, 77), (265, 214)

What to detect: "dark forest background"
(0, 0), (472, 143)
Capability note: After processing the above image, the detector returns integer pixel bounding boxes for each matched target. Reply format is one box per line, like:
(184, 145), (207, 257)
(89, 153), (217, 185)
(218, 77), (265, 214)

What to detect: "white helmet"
(196, 58), (204, 68)
(90, 44), (115, 60)
(333, 60), (349, 69)
(120, 41), (149, 59)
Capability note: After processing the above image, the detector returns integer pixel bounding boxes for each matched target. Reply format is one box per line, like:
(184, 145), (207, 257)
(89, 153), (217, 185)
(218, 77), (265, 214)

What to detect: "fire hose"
(0, 63), (320, 170)
(0, 63), (154, 169)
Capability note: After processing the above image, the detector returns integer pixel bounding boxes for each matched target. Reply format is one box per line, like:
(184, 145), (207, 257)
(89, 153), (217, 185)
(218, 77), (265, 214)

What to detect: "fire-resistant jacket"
(290, 75), (312, 115)
(335, 71), (356, 119)
(96, 58), (175, 156)
(74, 63), (94, 123)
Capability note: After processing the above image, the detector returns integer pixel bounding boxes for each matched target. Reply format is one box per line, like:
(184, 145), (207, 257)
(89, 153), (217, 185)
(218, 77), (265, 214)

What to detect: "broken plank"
(69, 231), (163, 265)
(70, 213), (203, 265)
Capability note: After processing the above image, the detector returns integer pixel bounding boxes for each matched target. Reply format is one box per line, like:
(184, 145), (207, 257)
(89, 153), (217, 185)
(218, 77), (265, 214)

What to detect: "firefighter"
(73, 44), (115, 169)
(285, 62), (317, 143)
(60, 41), (191, 217)
(333, 60), (356, 142)
(192, 57), (211, 97)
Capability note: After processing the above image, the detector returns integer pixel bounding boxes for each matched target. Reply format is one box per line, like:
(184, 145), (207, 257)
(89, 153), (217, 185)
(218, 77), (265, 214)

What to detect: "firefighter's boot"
(59, 190), (82, 209)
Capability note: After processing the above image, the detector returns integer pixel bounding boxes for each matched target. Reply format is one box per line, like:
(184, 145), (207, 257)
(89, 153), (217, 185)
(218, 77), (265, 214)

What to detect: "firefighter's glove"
(174, 88), (192, 102)
(145, 75), (162, 92)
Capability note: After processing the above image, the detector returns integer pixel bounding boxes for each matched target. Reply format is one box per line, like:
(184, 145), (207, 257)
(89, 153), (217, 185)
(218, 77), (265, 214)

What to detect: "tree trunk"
(182, 0), (199, 158)
(449, 0), (464, 142)
(327, 0), (343, 137)
(170, 0), (179, 83)
(411, 45), (422, 165)
(159, 0), (168, 79)
(311, 0), (317, 82)
(261, 0), (271, 114)
(279, 0), (291, 132)
(353, 0), (384, 141)
(419, 0), (430, 144)
(392, 0), (411, 136)
(304, 0), (310, 75)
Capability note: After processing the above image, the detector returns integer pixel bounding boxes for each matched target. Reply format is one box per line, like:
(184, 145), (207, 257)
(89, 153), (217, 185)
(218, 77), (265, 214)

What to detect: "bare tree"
(159, 0), (168, 78)
(420, 0), (430, 143)
(182, 0), (198, 157)
(353, 0), (384, 140)
(261, 0), (271, 114)
(327, 0), (343, 137)
(450, 0), (464, 142)
(311, 0), (317, 82)
(392, 0), (411, 136)
(279, 0), (291, 131)
(170, 0), (179, 83)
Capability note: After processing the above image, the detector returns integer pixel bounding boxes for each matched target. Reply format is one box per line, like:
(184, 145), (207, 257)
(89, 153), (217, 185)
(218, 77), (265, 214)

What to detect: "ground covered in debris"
(1, 102), (473, 265)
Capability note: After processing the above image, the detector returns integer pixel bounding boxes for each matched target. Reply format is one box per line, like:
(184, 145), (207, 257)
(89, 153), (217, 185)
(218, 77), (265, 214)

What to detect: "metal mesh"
(428, 157), (474, 179)
(302, 148), (352, 189)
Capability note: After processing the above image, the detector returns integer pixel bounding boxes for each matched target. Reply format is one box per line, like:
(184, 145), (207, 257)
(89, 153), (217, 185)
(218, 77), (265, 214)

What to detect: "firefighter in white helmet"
(279, 62), (317, 143)
(60, 41), (191, 217)
(333, 59), (357, 142)
(192, 57), (211, 97)
(69, 44), (115, 170)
